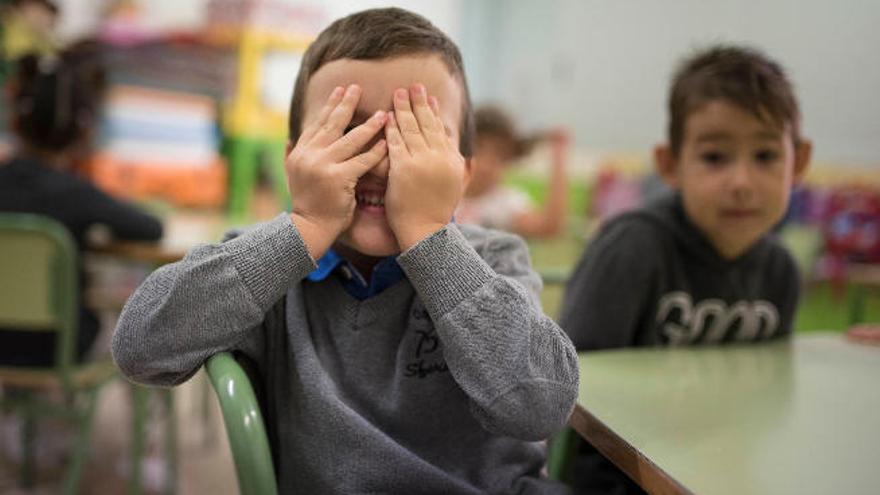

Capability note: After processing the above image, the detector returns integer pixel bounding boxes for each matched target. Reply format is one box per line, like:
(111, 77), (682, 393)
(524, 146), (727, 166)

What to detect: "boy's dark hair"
(668, 45), (801, 156)
(12, 41), (106, 151)
(288, 7), (475, 157)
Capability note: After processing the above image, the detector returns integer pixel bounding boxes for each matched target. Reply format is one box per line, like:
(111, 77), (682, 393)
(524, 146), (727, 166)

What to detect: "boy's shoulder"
(592, 195), (680, 251)
(457, 222), (527, 251)
(600, 209), (671, 240)
(576, 211), (671, 283)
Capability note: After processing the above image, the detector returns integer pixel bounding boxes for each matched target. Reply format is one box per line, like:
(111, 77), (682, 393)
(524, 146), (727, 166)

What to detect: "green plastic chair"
(0, 212), (117, 492)
(546, 425), (580, 483)
(204, 348), (578, 492)
(205, 352), (277, 495)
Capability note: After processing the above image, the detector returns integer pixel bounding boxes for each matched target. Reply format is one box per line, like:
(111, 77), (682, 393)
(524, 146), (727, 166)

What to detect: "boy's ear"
(285, 140), (294, 156)
(654, 144), (679, 188)
(792, 139), (812, 184)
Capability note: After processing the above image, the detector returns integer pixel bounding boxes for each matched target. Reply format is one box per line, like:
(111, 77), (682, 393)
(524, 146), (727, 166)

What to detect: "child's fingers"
(385, 112), (408, 159)
(392, 88), (428, 152)
(312, 85), (361, 146)
(428, 96), (441, 117)
(326, 110), (387, 162)
(340, 138), (387, 178)
(428, 95), (455, 142)
(301, 86), (344, 142)
(410, 84), (444, 148)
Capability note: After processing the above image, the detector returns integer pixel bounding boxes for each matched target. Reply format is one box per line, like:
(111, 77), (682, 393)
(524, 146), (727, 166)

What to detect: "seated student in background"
(456, 105), (570, 238)
(113, 8), (578, 494)
(558, 45), (811, 494)
(0, 45), (163, 367)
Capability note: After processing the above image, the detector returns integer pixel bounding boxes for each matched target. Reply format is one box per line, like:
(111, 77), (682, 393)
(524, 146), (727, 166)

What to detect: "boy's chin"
(336, 229), (400, 258)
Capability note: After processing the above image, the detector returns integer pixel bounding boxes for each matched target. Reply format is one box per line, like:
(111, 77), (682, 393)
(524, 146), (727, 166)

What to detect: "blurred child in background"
(559, 44), (811, 494)
(456, 105), (570, 238)
(0, 44), (162, 367)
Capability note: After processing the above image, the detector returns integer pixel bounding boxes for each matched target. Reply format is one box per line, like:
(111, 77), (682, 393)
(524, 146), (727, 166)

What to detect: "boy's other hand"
(385, 84), (466, 251)
(286, 84), (388, 258)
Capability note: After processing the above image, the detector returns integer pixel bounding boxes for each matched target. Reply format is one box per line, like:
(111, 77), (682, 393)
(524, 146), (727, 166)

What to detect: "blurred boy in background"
(559, 45), (811, 493)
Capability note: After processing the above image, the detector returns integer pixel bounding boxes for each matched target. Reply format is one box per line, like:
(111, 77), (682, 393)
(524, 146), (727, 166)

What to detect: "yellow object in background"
(2, 0), (58, 60)
(209, 27), (312, 217)
(222, 28), (311, 141)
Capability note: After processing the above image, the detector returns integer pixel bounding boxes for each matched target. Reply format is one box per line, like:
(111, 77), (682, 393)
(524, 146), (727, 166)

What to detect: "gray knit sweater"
(112, 214), (578, 494)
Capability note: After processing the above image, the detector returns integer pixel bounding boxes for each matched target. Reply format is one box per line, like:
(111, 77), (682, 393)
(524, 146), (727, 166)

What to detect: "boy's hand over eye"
(286, 84), (387, 259)
(385, 84), (466, 251)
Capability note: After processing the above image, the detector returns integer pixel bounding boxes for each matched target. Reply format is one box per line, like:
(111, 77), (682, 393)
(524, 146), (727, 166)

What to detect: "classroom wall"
(51, 0), (462, 123)
(461, 0), (880, 167)
(54, 0), (462, 45)
(51, 0), (879, 167)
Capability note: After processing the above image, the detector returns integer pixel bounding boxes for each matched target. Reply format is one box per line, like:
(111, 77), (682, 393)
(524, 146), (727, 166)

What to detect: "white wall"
(461, 0), (880, 167)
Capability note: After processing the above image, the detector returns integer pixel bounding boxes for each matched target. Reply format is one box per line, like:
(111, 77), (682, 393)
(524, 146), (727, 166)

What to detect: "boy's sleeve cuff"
(222, 213), (317, 309)
(397, 224), (494, 318)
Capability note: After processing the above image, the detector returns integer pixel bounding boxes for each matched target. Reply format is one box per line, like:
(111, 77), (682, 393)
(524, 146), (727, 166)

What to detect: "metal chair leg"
(163, 389), (177, 495)
(20, 401), (36, 488)
(128, 384), (149, 495)
(61, 390), (98, 494)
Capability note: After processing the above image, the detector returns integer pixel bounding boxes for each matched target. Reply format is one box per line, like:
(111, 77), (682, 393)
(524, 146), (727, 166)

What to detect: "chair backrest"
(0, 212), (78, 373)
(205, 352), (277, 495)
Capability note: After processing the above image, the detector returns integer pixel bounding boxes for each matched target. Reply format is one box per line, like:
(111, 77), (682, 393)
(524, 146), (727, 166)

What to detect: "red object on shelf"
(89, 154), (227, 208)
(823, 187), (880, 264)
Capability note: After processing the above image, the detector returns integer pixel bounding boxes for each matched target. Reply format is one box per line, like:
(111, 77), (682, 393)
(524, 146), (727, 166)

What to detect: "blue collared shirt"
(306, 248), (405, 300)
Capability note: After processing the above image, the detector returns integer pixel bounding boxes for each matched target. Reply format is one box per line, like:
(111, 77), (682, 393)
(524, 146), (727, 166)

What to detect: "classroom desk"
(571, 333), (880, 495)
(91, 210), (230, 264)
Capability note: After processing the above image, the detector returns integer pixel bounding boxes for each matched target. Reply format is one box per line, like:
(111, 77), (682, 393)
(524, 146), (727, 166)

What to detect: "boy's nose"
(729, 161), (755, 199)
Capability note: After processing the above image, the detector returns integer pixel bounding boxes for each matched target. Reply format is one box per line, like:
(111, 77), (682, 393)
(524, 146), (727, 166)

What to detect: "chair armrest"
(205, 352), (277, 495)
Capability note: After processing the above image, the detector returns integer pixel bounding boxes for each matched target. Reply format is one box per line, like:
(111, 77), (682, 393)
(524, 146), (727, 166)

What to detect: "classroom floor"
(0, 371), (238, 494)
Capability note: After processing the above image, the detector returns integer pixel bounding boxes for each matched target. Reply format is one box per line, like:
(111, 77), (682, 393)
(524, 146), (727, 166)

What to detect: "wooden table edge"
(90, 241), (186, 265)
(570, 405), (692, 495)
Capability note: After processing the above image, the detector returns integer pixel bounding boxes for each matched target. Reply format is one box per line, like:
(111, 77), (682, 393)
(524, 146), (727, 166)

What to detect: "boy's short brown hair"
(288, 7), (475, 157)
(475, 105), (544, 161)
(667, 45), (801, 156)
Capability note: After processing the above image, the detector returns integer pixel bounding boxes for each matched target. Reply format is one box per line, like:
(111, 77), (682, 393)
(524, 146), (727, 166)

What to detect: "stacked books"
(90, 85), (226, 207)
